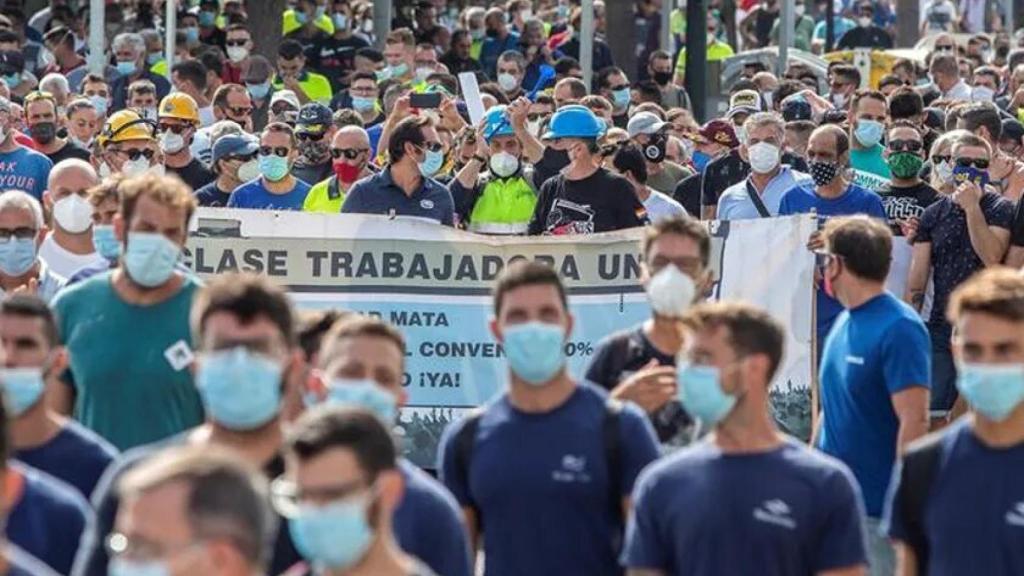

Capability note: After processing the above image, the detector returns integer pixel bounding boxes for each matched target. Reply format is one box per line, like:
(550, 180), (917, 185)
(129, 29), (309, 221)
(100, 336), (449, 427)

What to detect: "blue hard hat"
(482, 105), (515, 142)
(542, 104), (606, 140)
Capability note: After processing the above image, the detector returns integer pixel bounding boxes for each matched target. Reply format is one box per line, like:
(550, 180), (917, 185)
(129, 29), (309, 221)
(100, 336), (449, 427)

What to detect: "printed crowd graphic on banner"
(184, 210), (817, 468)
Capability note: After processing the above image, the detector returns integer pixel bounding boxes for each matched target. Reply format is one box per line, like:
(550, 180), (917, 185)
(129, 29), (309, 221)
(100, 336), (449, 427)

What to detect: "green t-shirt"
(53, 272), (204, 451)
(850, 144), (892, 180)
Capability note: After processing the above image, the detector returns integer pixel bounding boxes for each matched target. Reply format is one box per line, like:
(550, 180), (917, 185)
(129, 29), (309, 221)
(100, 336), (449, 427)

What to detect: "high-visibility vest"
(468, 173), (537, 235)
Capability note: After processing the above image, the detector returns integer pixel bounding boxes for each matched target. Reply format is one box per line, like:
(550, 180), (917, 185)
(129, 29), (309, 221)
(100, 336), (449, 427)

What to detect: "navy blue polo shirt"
(341, 166), (456, 226)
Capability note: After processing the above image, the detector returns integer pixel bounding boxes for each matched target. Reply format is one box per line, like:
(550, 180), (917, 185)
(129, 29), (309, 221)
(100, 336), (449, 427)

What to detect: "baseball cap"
(1002, 118), (1024, 143)
(782, 98), (813, 122)
(212, 133), (259, 165)
(698, 120), (740, 148)
(626, 111), (668, 138)
(296, 102), (332, 134)
(269, 90), (300, 111)
(727, 89), (762, 118)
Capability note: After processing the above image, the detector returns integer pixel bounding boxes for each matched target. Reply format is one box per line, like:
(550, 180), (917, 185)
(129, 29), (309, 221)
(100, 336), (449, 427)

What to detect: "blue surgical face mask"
(92, 224), (121, 261)
(956, 362), (1024, 422)
(502, 321), (566, 385)
(246, 81), (271, 100)
(676, 362), (738, 425)
(314, 5), (327, 20)
(0, 367), (46, 417)
(295, 10), (310, 25)
(146, 52), (162, 66)
(108, 557), (171, 576)
(332, 379), (398, 421)
(417, 147), (444, 177)
(199, 10), (217, 27)
(88, 95), (109, 115)
(854, 118), (884, 147)
(691, 150), (711, 172)
(2, 73), (19, 89)
(116, 60), (138, 77)
(197, 346), (284, 431)
(351, 96), (376, 113)
(123, 232), (180, 288)
(611, 87), (631, 110)
(259, 153), (291, 181)
(0, 237), (37, 277)
(289, 497), (374, 569)
(184, 27), (200, 44)
(333, 13), (348, 29)
(388, 62), (409, 79)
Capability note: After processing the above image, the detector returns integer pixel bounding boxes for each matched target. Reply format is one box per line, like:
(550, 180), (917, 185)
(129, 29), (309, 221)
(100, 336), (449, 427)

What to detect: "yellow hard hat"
(98, 110), (156, 147)
(158, 92), (200, 124)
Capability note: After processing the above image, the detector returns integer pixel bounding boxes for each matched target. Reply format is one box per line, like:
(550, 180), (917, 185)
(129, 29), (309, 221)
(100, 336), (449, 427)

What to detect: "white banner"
(185, 210), (816, 465)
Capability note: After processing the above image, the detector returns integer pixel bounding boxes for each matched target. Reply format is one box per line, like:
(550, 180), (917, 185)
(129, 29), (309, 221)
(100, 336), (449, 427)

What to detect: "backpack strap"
(746, 178), (773, 218)
(453, 408), (486, 531)
(604, 398), (624, 527)
(898, 431), (945, 574)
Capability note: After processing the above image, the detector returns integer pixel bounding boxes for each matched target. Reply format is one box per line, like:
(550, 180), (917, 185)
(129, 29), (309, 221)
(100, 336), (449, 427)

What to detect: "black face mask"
(486, 28), (498, 38)
(30, 122), (56, 145)
(652, 71), (672, 86)
(542, 146), (570, 170)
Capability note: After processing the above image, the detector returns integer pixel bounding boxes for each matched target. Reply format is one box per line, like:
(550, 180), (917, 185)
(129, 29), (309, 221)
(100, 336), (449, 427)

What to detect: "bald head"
(48, 159), (100, 203)
(331, 126), (371, 172)
(807, 124), (850, 166)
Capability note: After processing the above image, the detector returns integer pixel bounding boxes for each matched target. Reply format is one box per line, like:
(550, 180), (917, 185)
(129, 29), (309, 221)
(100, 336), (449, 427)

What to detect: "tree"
(246, 0), (287, 62)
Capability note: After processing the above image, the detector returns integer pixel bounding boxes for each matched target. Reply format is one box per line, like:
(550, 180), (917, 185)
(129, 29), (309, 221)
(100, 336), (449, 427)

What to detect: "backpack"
(896, 431), (946, 575)
(452, 398), (625, 534)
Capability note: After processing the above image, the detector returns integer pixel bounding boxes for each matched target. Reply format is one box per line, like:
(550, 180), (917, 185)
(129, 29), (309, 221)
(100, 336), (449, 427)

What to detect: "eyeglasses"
(158, 123), (190, 134)
(296, 132), (325, 142)
(0, 227), (37, 241)
(259, 145), (290, 157)
(956, 157), (990, 169)
(419, 142), (443, 153)
(223, 105), (252, 117)
(225, 39), (249, 47)
(931, 154), (951, 164)
(270, 478), (371, 519)
(888, 139), (923, 153)
(331, 148), (369, 160)
(113, 148), (156, 161)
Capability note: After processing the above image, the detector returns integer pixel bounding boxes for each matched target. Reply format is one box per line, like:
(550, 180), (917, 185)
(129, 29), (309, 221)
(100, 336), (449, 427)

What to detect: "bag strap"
(898, 432), (945, 574)
(604, 398), (624, 526)
(746, 178), (772, 218)
(453, 408), (486, 531)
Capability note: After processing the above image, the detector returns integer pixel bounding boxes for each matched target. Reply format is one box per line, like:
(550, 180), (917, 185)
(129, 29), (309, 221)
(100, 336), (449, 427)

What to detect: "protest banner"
(185, 210), (816, 467)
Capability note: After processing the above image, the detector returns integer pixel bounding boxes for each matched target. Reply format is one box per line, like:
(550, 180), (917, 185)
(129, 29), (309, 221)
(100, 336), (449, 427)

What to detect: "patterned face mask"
(809, 160), (839, 186)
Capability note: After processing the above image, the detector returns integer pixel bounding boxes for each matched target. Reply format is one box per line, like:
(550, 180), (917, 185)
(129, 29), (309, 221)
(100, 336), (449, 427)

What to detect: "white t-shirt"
(944, 79), (972, 102)
(38, 233), (101, 280)
(643, 189), (688, 222)
(199, 106), (216, 128)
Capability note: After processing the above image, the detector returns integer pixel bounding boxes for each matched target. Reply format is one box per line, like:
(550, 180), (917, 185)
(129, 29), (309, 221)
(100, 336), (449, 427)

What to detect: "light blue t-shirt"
(813, 17), (856, 41)
(717, 166), (813, 220)
(622, 439), (867, 575)
(883, 418), (1024, 575)
(438, 383), (660, 576)
(850, 144), (892, 180)
(819, 293), (930, 518)
(0, 145), (53, 200)
(227, 177), (311, 210)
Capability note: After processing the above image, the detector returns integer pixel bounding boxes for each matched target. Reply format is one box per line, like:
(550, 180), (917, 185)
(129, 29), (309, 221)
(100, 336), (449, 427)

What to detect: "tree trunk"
(896, 0), (920, 48)
(247, 0), (287, 62)
(605, 0), (636, 78)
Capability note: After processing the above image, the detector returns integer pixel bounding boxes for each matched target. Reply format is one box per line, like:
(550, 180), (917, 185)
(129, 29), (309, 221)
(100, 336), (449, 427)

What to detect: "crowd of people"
(0, 0), (1017, 576)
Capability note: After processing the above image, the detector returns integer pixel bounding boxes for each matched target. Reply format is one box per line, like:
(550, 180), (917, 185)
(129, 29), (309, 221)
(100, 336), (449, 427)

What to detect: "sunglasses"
(223, 106), (252, 117)
(158, 124), (190, 134)
(931, 154), (951, 164)
(331, 148), (369, 160)
(225, 39), (248, 47)
(113, 148), (156, 161)
(296, 132), (325, 142)
(608, 83), (630, 91)
(527, 113), (546, 122)
(956, 157), (990, 169)
(419, 142), (443, 153)
(259, 146), (290, 157)
(0, 227), (37, 241)
(225, 152), (257, 163)
(888, 139), (923, 153)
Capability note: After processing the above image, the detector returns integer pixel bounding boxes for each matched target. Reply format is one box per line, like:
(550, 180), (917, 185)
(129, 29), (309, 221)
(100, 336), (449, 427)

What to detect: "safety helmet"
(482, 105), (515, 142)
(98, 109), (156, 147)
(158, 92), (200, 124)
(542, 104), (606, 140)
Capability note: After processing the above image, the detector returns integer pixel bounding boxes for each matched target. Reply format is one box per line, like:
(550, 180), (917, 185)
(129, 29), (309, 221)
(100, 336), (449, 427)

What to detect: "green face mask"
(888, 151), (924, 179)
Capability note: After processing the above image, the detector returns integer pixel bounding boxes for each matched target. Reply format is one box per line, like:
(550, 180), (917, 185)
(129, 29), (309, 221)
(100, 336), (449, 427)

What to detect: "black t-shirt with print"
(528, 167), (648, 235)
(915, 192), (1014, 326)
(673, 172), (703, 217)
(46, 142), (91, 165)
(880, 181), (940, 235)
(307, 34), (370, 92)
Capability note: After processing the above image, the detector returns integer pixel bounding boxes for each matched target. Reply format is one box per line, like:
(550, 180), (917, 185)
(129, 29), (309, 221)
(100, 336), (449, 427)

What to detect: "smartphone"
(410, 92), (442, 109)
